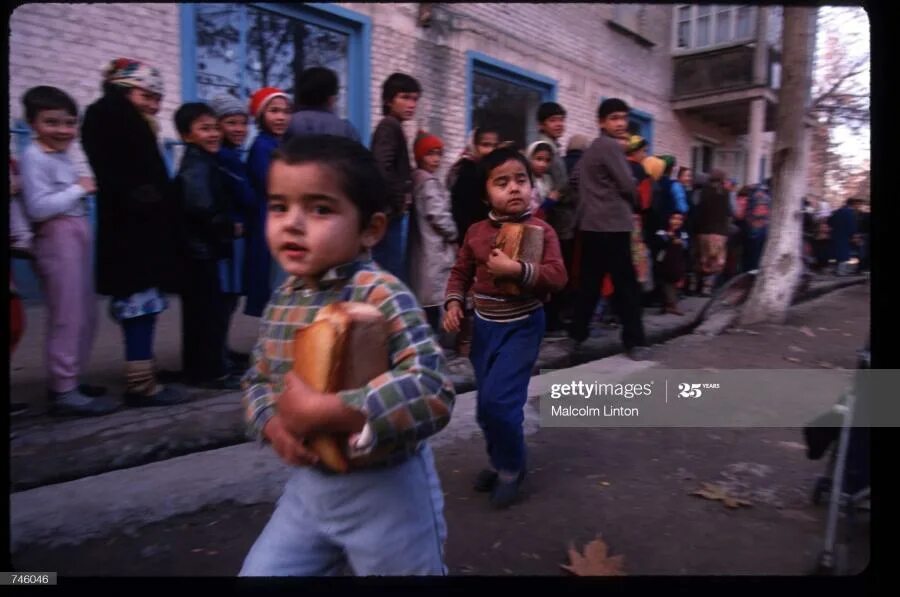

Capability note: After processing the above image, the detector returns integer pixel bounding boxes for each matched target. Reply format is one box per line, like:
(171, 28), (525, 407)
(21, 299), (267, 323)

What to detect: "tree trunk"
(739, 7), (818, 326)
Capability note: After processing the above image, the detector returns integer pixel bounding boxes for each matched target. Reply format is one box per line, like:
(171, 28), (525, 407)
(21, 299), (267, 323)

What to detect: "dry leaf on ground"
(799, 326), (816, 337)
(560, 536), (626, 576)
(692, 482), (753, 509)
(784, 356), (803, 363)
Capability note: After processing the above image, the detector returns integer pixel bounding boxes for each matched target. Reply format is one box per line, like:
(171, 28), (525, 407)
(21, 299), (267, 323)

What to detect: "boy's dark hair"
(475, 147), (534, 203)
(272, 135), (388, 229)
(22, 86), (78, 123)
(296, 66), (339, 108)
(381, 72), (421, 115)
(174, 102), (216, 136)
(473, 126), (500, 145)
(536, 102), (566, 123)
(597, 98), (630, 120)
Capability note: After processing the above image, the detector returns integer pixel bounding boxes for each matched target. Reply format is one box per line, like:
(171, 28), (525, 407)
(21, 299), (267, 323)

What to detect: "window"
(692, 143), (714, 175)
(677, 5), (692, 49)
(696, 6), (712, 48)
(182, 3), (370, 138)
(674, 5), (756, 51)
(467, 52), (556, 151)
(715, 6), (732, 44)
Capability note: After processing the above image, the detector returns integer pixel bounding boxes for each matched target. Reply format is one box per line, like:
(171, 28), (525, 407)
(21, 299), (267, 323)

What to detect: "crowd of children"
(13, 54), (867, 576)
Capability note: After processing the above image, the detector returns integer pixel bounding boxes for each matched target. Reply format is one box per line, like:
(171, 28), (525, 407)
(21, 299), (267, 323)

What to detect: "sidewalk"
(10, 283), (870, 574)
(10, 273), (866, 491)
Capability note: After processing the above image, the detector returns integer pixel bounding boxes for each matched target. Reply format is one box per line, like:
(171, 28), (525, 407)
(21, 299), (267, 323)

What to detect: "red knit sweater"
(445, 213), (567, 321)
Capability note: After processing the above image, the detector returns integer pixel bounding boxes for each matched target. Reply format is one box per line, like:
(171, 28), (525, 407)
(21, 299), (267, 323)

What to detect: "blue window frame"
(179, 2), (371, 144)
(466, 51), (557, 151)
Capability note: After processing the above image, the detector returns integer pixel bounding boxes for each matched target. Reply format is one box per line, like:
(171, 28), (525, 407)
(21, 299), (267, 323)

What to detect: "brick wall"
(9, 3), (182, 171)
(338, 2), (745, 183)
(10, 2), (759, 181)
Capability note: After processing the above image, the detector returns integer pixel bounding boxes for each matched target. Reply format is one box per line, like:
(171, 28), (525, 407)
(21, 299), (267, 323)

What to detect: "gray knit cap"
(209, 94), (247, 119)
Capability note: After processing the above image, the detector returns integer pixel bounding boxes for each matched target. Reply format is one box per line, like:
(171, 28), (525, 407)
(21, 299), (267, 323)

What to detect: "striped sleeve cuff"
(519, 260), (539, 288)
(445, 293), (465, 309)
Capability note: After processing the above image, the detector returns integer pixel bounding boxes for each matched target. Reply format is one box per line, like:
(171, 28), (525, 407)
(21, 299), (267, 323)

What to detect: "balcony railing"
(673, 43), (759, 101)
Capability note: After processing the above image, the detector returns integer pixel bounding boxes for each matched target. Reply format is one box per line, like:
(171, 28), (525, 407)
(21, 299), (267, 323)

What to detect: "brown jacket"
(370, 114), (412, 218)
(574, 132), (637, 233)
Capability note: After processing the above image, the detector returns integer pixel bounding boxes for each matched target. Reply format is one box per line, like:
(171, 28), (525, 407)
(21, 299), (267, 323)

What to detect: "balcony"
(672, 43), (781, 135)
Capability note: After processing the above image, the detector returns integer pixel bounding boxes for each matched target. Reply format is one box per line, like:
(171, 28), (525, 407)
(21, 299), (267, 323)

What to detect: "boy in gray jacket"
(567, 98), (649, 360)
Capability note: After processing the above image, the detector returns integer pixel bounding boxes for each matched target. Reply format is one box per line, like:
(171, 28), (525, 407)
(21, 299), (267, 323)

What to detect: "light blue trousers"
(239, 443), (447, 576)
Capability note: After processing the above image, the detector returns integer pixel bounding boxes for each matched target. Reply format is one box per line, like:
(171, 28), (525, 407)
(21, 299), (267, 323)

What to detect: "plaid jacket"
(242, 256), (455, 466)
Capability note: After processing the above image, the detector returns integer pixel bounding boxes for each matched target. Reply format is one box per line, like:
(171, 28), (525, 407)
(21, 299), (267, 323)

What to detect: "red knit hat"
(249, 87), (291, 119)
(413, 130), (443, 163)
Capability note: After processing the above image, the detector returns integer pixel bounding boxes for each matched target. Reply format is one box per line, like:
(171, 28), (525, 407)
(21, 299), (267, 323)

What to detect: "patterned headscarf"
(102, 58), (164, 96)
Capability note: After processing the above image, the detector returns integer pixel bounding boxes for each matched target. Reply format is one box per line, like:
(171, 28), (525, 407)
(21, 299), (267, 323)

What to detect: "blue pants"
(239, 443), (447, 576)
(371, 213), (409, 283)
(470, 308), (545, 475)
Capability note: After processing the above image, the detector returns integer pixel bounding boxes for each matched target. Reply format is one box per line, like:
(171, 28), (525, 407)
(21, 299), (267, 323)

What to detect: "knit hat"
(626, 134), (647, 154)
(567, 134), (591, 153)
(413, 130), (443, 163)
(249, 87), (290, 119)
(659, 154), (677, 174)
(209, 94), (247, 119)
(641, 156), (665, 181)
(103, 58), (164, 96)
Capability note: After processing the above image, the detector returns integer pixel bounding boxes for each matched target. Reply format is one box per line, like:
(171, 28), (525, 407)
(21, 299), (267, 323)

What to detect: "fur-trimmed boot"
(124, 360), (188, 407)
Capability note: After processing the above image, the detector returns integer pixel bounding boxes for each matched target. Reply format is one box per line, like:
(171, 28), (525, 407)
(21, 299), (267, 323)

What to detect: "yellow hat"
(626, 135), (647, 154)
(642, 156), (665, 181)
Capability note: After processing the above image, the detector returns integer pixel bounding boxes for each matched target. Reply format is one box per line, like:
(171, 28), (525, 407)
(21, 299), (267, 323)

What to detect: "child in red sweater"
(443, 147), (567, 508)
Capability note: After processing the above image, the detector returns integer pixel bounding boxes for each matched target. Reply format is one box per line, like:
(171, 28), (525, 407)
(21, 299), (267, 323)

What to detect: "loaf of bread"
(492, 222), (544, 295)
(291, 302), (389, 473)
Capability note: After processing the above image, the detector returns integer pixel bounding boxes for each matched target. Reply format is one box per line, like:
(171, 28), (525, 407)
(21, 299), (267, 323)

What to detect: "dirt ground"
(11, 284), (871, 576)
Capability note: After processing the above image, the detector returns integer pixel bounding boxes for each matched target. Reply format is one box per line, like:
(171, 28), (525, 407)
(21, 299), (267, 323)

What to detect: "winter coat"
(652, 229), (689, 283)
(371, 114), (412, 219)
(81, 90), (183, 297)
(537, 133), (576, 241)
(693, 183), (732, 236)
(574, 132), (637, 233)
(828, 205), (857, 262)
(449, 157), (489, 240)
(244, 130), (280, 316)
(409, 168), (459, 307)
(174, 144), (235, 262)
(283, 107), (360, 144)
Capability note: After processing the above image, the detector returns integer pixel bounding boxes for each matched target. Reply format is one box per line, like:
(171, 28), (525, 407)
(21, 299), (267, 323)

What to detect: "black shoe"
(473, 469), (499, 492)
(49, 389), (120, 417)
(188, 373), (243, 391)
(78, 383), (108, 398)
(124, 385), (189, 407)
(490, 470), (526, 509)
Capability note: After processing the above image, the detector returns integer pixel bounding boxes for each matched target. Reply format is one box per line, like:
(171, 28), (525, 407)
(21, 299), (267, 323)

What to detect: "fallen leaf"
(692, 483), (752, 509)
(532, 553), (542, 560)
(206, 549), (219, 556)
(799, 326), (816, 337)
(784, 356), (803, 363)
(459, 565), (475, 574)
(191, 548), (204, 553)
(560, 536), (626, 576)
(503, 568), (514, 574)
(493, 541), (502, 550)
(600, 481), (611, 486)
(817, 361), (836, 369)
(843, 333), (852, 337)
(789, 345), (807, 353)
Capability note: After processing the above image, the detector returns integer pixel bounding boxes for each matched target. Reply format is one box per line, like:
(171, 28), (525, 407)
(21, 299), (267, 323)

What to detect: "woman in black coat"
(80, 58), (186, 406)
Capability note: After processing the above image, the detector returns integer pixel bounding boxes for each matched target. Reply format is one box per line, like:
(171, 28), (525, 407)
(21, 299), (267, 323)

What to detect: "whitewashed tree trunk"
(739, 7), (818, 326)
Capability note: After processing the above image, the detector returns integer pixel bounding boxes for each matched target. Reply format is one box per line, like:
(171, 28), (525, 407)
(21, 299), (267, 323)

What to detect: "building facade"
(9, 2), (789, 298)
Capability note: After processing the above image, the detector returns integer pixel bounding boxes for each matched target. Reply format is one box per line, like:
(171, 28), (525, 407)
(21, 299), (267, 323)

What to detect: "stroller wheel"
(812, 477), (832, 506)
